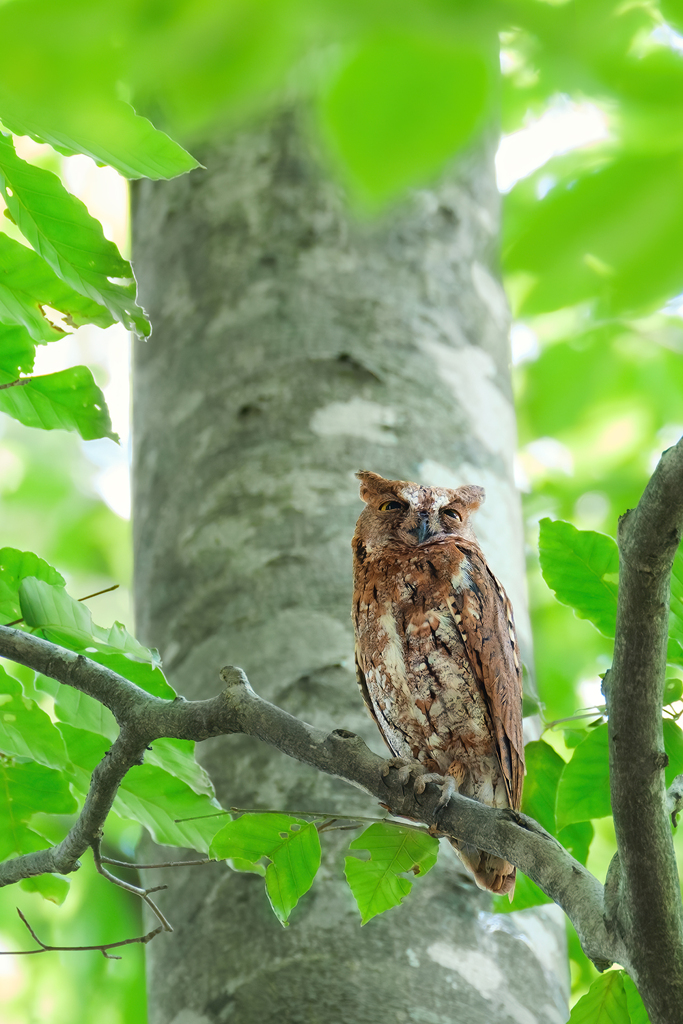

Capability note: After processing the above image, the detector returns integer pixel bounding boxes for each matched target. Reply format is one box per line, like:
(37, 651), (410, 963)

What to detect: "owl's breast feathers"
(352, 536), (524, 813)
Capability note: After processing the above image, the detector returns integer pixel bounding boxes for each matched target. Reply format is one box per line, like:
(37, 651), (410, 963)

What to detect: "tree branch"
(607, 437), (683, 1023)
(0, 629), (620, 968)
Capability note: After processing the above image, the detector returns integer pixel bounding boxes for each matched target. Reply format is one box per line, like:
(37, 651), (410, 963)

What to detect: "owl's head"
(354, 470), (484, 551)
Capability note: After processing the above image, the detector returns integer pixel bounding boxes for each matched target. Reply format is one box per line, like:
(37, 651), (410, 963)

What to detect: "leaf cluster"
(0, 548), (224, 906)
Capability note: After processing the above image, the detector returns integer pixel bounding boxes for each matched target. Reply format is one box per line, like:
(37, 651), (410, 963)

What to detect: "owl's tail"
(450, 839), (516, 899)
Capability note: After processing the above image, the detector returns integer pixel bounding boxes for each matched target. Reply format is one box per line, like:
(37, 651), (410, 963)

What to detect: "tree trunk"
(132, 109), (568, 1024)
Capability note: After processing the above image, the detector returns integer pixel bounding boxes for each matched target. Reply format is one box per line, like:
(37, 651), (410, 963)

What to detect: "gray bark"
(132, 110), (568, 1024)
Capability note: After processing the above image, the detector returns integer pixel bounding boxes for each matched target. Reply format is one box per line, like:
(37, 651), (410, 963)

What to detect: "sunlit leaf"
(19, 577), (173, 698)
(623, 973), (650, 1024)
(0, 667), (69, 768)
(0, 0), (198, 180)
(144, 738), (215, 798)
(58, 723), (223, 853)
(505, 155), (683, 317)
(663, 719), (683, 786)
(116, 768), (224, 853)
(0, 366), (117, 441)
(211, 812), (322, 925)
(668, 545), (683, 666)
(0, 132), (149, 336)
(320, 31), (493, 207)
(558, 720), (683, 830)
(0, 758), (77, 859)
(0, 546), (64, 623)
(558, 822), (594, 868)
(521, 740), (565, 833)
(556, 724), (610, 829)
(228, 857), (266, 877)
(0, 322), (35, 378)
(568, 970), (631, 1023)
(538, 519), (618, 638)
(37, 675), (117, 741)
(19, 872), (70, 904)
(0, 233), (113, 342)
(344, 822), (438, 924)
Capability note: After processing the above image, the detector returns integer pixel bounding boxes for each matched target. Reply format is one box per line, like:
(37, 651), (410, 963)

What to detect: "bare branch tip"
(219, 665), (250, 690)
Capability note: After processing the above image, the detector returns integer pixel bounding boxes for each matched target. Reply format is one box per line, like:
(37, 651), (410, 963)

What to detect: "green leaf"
(144, 738), (215, 798)
(344, 823), (439, 924)
(556, 724), (610, 829)
(19, 872), (70, 904)
(2, 101), (199, 182)
(538, 519), (619, 638)
(320, 31), (493, 207)
(0, 667), (69, 768)
(0, 233), (114, 342)
(116, 768), (224, 854)
(0, 546), (64, 623)
(663, 719), (683, 787)
(521, 740), (565, 834)
(558, 822), (594, 868)
(211, 813), (322, 925)
(0, 366), (117, 440)
(228, 857), (266, 877)
(0, 0), (198, 181)
(58, 724), (223, 853)
(568, 970), (631, 1023)
(37, 675), (117, 741)
(0, 758), (77, 859)
(668, 546), (683, 666)
(19, 578), (173, 698)
(0, 133), (149, 336)
(505, 155), (683, 318)
(557, 721), (683, 829)
(623, 973), (650, 1024)
(664, 678), (683, 705)
(0, 323), (35, 378)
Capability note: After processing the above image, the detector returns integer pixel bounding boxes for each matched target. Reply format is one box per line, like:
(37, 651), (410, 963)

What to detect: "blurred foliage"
(0, 0), (682, 1021)
(0, 817), (147, 1024)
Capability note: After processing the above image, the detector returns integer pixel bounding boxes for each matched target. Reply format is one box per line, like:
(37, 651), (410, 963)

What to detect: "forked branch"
(0, 439), (681, 1014)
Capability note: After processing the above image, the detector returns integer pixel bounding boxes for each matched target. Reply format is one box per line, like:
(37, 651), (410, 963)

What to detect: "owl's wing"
(354, 645), (395, 754)
(447, 546), (525, 810)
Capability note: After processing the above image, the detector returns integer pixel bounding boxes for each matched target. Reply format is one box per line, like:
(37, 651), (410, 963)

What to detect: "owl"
(352, 470), (524, 896)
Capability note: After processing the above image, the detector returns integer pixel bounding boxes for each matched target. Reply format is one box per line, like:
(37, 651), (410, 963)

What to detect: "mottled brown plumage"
(352, 470), (524, 896)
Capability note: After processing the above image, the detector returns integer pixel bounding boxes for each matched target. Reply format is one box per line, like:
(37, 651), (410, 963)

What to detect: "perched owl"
(352, 470), (524, 896)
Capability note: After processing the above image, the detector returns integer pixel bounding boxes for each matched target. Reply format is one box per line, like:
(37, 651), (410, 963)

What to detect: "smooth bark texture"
(131, 110), (567, 1024)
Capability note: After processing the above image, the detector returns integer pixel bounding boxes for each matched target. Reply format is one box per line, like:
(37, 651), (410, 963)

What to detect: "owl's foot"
(431, 774), (457, 813)
(381, 756), (427, 787)
(381, 758), (455, 809)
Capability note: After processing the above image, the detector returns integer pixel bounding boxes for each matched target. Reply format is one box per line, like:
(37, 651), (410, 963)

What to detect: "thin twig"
(0, 908), (163, 959)
(3, 583), (120, 627)
(91, 837), (173, 933)
(542, 708), (606, 731)
(228, 806), (431, 834)
(175, 804), (431, 835)
(101, 855), (212, 869)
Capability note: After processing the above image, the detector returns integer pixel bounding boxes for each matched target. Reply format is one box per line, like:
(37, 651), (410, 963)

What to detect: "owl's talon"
(381, 756), (427, 787)
(434, 775), (457, 813)
(381, 756), (414, 779)
(413, 772), (445, 796)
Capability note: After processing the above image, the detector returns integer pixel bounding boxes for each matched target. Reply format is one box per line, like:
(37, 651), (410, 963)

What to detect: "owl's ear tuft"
(356, 471), (389, 503)
(457, 485), (485, 511)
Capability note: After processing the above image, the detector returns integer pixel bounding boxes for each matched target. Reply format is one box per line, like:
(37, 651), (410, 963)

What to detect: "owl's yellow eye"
(442, 508), (461, 521)
(379, 500), (405, 512)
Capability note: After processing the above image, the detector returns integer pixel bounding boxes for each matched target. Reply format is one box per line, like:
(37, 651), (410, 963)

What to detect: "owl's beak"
(410, 513), (435, 544)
